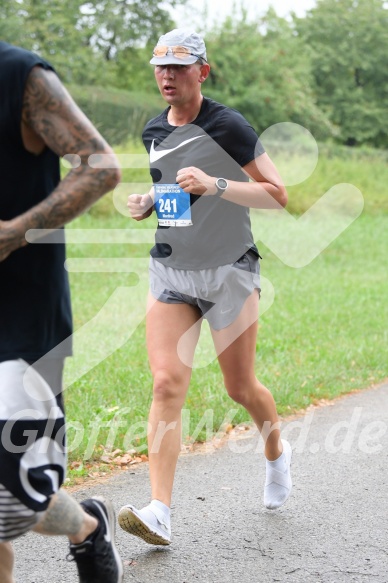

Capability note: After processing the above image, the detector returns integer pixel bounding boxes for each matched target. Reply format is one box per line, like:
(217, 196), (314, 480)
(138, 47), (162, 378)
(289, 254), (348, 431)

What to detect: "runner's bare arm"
(176, 153), (287, 209)
(0, 66), (121, 262)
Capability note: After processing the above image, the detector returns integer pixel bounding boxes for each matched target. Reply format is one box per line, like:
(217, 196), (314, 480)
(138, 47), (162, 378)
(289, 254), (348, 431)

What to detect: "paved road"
(14, 383), (388, 583)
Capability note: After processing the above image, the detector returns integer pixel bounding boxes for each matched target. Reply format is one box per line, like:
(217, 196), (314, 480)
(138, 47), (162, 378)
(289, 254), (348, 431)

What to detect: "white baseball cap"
(150, 28), (207, 65)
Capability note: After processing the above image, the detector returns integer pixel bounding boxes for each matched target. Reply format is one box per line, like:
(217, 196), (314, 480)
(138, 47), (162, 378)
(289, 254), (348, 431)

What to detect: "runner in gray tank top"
(118, 28), (293, 547)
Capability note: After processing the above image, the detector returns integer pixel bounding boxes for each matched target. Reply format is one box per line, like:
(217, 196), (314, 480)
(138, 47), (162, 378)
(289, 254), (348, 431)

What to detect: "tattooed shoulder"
(21, 65), (108, 160)
(22, 66), (69, 127)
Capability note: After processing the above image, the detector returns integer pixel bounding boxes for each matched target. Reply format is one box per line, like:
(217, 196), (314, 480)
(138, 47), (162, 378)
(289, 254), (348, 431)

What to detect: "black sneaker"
(68, 496), (123, 582)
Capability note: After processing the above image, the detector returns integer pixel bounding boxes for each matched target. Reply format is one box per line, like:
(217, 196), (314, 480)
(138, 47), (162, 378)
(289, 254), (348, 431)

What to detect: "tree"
(0, 0), (108, 83)
(79, 0), (181, 61)
(0, 0), (186, 85)
(204, 9), (334, 141)
(295, 0), (388, 147)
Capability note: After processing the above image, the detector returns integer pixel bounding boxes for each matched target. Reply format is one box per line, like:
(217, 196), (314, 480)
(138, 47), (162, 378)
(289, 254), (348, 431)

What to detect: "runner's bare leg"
(146, 294), (202, 505)
(33, 491), (98, 543)
(212, 290), (282, 460)
(0, 542), (15, 583)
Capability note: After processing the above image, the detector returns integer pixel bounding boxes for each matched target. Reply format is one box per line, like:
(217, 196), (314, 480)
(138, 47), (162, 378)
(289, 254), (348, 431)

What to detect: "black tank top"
(0, 42), (72, 362)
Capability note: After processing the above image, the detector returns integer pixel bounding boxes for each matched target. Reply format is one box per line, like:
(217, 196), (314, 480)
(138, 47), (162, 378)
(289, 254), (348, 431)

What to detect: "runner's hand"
(127, 192), (154, 221)
(176, 167), (216, 195)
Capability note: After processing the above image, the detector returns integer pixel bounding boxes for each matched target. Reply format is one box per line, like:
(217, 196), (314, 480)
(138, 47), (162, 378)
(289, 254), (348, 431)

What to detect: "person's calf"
(0, 541), (15, 583)
(33, 490), (98, 542)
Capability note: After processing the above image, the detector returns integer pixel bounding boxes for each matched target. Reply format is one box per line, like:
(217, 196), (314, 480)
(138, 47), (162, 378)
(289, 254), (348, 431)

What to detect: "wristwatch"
(214, 177), (228, 197)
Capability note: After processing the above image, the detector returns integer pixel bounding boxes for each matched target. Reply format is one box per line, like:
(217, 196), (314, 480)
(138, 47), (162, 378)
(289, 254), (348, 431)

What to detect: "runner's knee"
(152, 369), (188, 405)
(225, 384), (250, 405)
(224, 375), (261, 405)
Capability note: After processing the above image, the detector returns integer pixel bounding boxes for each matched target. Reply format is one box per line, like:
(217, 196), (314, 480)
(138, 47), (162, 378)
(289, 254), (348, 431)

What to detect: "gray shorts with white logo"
(149, 251), (261, 330)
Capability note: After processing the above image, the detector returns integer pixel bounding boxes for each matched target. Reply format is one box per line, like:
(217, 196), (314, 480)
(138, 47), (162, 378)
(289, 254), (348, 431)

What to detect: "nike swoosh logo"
(149, 135), (206, 163)
(92, 500), (112, 543)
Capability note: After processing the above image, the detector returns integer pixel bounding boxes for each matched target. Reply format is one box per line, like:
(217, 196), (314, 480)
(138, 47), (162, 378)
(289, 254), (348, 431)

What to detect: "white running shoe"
(118, 504), (171, 546)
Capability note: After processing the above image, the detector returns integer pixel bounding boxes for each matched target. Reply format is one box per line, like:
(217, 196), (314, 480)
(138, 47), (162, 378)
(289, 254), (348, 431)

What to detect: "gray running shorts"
(149, 251), (261, 330)
(0, 359), (66, 542)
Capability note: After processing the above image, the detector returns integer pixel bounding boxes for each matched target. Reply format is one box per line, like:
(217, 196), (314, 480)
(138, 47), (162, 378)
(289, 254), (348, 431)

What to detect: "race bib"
(154, 184), (192, 227)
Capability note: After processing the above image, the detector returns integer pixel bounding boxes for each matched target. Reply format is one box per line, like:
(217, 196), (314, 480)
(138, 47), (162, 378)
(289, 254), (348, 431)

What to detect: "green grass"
(257, 213), (387, 408)
(63, 143), (388, 465)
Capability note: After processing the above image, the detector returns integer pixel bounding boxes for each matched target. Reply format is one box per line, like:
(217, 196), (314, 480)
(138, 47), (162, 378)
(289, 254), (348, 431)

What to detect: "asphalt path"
(13, 382), (388, 583)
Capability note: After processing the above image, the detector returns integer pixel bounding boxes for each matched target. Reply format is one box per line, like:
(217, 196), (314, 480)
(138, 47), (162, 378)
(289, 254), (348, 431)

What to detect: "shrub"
(67, 84), (164, 145)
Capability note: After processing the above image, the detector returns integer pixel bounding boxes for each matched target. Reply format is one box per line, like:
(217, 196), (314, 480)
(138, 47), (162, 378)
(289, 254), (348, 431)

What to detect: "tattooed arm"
(0, 66), (121, 262)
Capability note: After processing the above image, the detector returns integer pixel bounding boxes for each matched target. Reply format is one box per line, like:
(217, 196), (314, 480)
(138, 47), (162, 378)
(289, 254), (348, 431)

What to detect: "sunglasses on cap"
(153, 45), (207, 62)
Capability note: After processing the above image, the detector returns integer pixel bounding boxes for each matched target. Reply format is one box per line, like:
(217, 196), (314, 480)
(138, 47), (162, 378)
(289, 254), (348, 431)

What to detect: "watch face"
(216, 178), (228, 190)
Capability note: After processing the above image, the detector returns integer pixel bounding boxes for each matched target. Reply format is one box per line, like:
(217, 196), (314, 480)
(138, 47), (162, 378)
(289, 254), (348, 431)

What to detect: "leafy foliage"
(295, 0), (388, 147)
(1, 0), (387, 147)
(0, 0), (185, 84)
(78, 0), (179, 60)
(205, 10), (335, 140)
